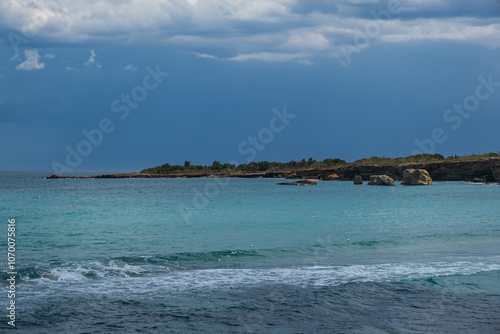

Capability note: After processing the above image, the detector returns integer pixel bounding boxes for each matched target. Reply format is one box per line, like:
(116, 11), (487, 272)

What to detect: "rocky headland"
(47, 158), (500, 183)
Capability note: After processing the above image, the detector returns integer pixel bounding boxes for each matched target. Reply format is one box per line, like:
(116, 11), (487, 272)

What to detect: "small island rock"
(296, 179), (318, 185)
(367, 175), (395, 186)
(401, 169), (432, 185)
(277, 179), (318, 186)
(353, 175), (363, 185)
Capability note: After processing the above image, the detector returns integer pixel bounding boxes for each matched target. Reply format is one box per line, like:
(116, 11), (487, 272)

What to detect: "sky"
(1, 0), (500, 172)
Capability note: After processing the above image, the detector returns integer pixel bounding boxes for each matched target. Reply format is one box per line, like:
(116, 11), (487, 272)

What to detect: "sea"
(0, 171), (499, 333)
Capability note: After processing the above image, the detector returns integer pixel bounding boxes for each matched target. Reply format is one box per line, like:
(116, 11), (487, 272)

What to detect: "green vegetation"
(443, 152), (499, 162)
(141, 158), (347, 174)
(351, 153), (499, 166)
(351, 154), (445, 166)
(141, 153), (499, 175)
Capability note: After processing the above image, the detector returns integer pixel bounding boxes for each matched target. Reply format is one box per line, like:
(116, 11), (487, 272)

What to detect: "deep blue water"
(1, 172), (499, 333)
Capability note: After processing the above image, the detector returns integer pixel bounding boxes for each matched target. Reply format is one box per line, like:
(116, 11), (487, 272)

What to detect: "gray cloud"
(1, 0), (499, 63)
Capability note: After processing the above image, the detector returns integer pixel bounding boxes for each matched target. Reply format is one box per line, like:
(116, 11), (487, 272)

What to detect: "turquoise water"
(1, 173), (499, 333)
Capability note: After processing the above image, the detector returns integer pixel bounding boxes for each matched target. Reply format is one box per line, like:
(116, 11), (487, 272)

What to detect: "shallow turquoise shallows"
(1, 172), (499, 333)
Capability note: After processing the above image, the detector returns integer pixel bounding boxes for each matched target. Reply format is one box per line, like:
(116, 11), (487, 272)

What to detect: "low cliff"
(492, 160), (500, 181)
(47, 158), (499, 182)
(288, 158), (499, 182)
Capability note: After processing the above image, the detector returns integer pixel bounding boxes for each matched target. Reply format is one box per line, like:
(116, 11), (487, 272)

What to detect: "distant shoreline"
(48, 158), (500, 183)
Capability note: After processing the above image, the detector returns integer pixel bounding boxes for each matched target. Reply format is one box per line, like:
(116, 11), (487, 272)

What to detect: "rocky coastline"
(47, 158), (500, 183)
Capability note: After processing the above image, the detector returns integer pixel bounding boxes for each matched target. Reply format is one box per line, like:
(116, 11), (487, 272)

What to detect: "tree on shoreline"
(140, 153), (499, 174)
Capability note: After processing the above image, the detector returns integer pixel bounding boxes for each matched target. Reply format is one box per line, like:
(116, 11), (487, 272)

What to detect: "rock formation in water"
(367, 175), (395, 186)
(353, 175), (363, 185)
(401, 169), (432, 185)
(277, 179), (318, 186)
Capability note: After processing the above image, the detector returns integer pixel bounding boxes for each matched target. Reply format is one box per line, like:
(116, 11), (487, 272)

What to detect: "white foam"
(44, 268), (87, 281)
(33, 259), (160, 283)
(25, 257), (500, 296)
(156, 260), (500, 290)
